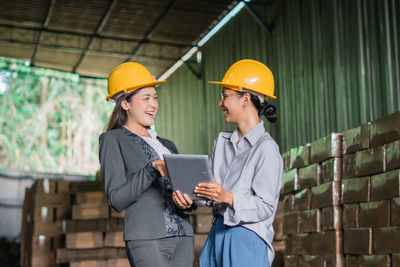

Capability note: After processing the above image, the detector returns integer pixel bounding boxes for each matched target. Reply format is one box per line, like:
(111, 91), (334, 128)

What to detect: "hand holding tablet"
(164, 154), (213, 200)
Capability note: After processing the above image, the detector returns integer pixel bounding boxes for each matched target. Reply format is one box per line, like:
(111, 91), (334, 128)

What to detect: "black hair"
(106, 90), (138, 131)
(239, 91), (277, 123)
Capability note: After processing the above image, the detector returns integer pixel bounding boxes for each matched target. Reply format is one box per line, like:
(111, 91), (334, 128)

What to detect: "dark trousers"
(125, 236), (194, 267)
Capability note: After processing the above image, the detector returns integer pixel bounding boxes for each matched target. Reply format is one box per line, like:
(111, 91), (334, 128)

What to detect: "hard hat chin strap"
(241, 89), (265, 103)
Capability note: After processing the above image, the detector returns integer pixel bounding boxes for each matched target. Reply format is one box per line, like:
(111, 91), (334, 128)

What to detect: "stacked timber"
(56, 181), (129, 267)
(20, 179), (70, 267)
(342, 111), (400, 266)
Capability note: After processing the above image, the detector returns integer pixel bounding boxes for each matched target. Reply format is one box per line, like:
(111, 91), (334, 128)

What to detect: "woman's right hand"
(172, 190), (193, 209)
(152, 160), (168, 177)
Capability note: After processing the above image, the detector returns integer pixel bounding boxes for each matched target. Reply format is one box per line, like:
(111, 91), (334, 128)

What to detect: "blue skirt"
(199, 216), (270, 267)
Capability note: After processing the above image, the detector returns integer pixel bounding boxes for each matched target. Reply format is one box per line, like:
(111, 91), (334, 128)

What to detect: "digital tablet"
(164, 154), (213, 200)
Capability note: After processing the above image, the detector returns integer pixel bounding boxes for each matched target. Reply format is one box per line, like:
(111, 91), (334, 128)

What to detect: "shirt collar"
(222, 121), (266, 147)
(244, 121), (266, 146)
(146, 128), (158, 139)
(122, 126), (158, 139)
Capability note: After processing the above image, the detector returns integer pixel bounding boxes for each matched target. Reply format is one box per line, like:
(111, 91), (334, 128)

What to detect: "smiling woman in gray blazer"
(99, 62), (194, 267)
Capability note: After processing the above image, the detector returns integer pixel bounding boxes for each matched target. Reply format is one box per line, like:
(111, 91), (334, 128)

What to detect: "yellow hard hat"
(107, 62), (166, 101)
(209, 59), (276, 99)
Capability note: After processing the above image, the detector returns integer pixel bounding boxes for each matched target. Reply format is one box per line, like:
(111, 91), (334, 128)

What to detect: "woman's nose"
(150, 98), (158, 107)
(218, 99), (223, 107)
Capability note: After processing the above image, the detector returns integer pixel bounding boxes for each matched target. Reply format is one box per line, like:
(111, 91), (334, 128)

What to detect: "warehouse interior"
(0, 0), (399, 266)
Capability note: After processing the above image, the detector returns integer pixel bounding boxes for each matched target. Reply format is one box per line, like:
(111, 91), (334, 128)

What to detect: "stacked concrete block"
(279, 111), (400, 266)
(342, 111), (400, 266)
(281, 133), (345, 266)
(20, 179), (70, 267)
(56, 182), (129, 266)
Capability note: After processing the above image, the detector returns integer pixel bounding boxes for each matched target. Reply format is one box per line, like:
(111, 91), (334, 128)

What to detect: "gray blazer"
(99, 127), (193, 240)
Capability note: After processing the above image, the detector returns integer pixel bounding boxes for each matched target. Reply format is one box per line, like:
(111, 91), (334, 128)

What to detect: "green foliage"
(0, 57), (112, 174)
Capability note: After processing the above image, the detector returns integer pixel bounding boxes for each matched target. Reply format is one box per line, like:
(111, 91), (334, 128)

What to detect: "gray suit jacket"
(99, 127), (193, 240)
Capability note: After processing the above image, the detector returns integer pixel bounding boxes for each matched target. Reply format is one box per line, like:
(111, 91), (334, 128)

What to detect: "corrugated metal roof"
(0, 0), (235, 78)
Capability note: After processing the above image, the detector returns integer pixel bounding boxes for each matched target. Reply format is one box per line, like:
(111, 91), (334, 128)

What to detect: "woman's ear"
(242, 92), (251, 108)
(120, 99), (129, 111)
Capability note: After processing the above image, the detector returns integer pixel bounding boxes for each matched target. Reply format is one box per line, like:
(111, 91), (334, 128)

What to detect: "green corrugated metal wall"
(155, 0), (400, 154)
(156, 65), (208, 154)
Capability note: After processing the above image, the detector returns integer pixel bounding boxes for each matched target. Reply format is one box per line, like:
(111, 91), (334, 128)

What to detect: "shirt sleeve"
(223, 143), (283, 226)
(99, 133), (160, 212)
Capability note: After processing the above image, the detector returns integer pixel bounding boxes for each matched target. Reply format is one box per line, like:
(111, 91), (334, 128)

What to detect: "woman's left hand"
(194, 182), (233, 208)
(172, 190), (193, 209)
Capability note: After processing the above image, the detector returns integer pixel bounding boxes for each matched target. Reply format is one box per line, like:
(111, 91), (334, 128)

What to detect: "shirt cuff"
(223, 192), (243, 226)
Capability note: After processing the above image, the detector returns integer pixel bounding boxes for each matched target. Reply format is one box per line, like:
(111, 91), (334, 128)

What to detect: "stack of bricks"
(20, 178), (70, 267)
(56, 181), (129, 267)
(342, 111), (400, 266)
(279, 110), (400, 267)
(272, 199), (286, 267)
(281, 132), (344, 266)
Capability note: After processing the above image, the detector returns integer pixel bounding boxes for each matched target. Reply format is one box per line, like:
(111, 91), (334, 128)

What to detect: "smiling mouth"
(145, 111), (155, 117)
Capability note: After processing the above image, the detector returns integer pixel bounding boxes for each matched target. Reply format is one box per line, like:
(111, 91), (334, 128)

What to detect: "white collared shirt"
(123, 126), (171, 159)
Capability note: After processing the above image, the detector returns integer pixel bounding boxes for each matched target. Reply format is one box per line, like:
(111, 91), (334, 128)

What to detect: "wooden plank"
(66, 232), (104, 249)
(70, 260), (106, 267)
(69, 181), (104, 193)
(72, 204), (109, 220)
(33, 193), (71, 207)
(63, 218), (123, 233)
(104, 232), (124, 248)
(33, 205), (69, 224)
(74, 191), (107, 205)
(106, 258), (130, 267)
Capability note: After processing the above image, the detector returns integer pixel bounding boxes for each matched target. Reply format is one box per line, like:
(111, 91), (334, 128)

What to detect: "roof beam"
(31, 0), (56, 65)
(126, 0), (178, 62)
(0, 39), (191, 62)
(184, 61), (201, 79)
(0, 23), (190, 48)
(72, 0), (118, 73)
(244, 2), (273, 33)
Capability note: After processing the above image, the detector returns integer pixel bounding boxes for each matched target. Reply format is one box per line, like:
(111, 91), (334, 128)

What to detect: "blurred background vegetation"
(0, 57), (112, 175)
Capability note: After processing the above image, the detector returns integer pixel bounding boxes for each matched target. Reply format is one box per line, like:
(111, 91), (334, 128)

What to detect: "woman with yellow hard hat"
(174, 59), (282, 267)
(99, 62), (194, 267)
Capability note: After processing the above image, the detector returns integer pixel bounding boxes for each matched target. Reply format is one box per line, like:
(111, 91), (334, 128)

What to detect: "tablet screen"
(164, 154), (213, 200)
